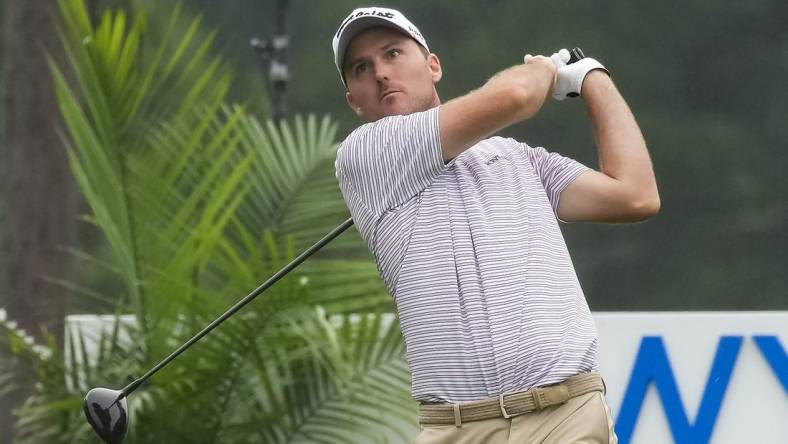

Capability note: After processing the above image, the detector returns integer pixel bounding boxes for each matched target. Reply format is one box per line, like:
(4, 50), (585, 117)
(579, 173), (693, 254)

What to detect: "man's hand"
(524, 55), (558, 96)
(489, 55), (557, 103)
(548, 49), (608, 101)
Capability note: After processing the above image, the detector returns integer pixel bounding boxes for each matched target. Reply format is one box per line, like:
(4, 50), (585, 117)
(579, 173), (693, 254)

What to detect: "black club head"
(84, 388), (128, 444)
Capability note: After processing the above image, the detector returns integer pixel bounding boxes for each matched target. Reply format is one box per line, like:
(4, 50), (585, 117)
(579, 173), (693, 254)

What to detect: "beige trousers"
(413, 391), (617, 444)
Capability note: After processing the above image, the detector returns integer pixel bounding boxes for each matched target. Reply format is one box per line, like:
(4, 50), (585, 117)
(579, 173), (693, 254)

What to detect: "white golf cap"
(332, 7), (429, 86)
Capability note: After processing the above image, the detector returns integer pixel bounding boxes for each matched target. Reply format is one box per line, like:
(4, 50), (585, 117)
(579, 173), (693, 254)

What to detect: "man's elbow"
(625, 192), (661, 222)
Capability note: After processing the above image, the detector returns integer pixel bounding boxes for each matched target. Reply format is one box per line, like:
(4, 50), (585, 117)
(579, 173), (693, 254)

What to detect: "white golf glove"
(548, 48), (609, 101)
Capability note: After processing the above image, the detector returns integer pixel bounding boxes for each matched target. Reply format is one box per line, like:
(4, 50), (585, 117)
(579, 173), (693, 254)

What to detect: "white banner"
(66, 311), (787, 443)
(594, 312), (787, 444)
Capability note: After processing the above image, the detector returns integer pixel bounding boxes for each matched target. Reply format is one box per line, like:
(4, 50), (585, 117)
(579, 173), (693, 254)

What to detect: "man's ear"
(346, 91), (363, 117)
(428, 53), (442, 83)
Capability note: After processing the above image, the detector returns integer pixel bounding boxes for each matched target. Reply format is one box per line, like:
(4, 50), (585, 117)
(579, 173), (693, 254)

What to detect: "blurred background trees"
(0, 0), (785, 442)
(1, 0), (80, 438)
(182, 0), (788, 311)
(79, 0), (787, 310)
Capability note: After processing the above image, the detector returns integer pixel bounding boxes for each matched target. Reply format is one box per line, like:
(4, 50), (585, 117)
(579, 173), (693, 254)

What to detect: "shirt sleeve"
(335, 107), (445, 217)
(522, 144), (590, 214)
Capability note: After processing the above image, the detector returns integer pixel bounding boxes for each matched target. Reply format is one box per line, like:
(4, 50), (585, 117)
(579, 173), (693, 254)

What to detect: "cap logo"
(407, 25), (424, 41)
(335, 9), (398, 38)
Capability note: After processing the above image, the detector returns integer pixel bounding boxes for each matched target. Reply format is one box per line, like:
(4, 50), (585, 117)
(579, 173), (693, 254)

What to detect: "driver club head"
(83, 388), (128, 444)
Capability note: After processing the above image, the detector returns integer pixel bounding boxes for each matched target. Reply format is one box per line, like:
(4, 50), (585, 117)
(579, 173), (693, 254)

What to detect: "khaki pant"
(414, 391), (618, 444)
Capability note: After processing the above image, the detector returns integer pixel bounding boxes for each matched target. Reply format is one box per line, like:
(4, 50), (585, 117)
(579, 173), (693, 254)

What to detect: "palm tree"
(0, 0), (417, 442)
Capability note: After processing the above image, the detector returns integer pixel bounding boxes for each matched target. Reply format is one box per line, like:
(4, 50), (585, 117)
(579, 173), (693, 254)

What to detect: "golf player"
(332, 6), (659, 443)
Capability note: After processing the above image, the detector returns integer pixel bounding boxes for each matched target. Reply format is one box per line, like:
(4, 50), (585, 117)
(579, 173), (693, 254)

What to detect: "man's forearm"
(439, 58), (556, 161)
(582, 71), (659, 209)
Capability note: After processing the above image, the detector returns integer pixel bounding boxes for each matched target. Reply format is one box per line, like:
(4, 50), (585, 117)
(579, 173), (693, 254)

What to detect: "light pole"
(251, 0), (290, 122)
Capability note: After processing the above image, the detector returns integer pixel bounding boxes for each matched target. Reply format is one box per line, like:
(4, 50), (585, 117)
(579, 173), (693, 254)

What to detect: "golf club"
(569, 47), (584, 63)
(84, 217), (354, 444)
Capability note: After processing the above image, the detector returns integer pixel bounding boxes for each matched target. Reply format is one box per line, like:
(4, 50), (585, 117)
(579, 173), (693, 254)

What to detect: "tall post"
(1, 0), (78, 441)
(251, 0), (290, 122)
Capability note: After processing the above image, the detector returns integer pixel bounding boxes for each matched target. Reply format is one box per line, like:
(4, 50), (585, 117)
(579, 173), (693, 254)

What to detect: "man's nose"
(373, 63), (391, 82)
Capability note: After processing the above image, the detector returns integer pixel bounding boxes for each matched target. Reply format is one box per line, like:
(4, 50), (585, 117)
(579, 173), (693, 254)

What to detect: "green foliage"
(1, 0), (416, 442)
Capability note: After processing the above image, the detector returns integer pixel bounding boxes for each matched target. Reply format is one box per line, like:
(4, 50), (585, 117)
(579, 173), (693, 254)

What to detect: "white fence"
(66, 311), (788, 443)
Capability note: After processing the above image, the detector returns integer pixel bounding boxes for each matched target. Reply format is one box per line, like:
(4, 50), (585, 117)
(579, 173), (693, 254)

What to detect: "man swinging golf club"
(332, 6), (659, 443)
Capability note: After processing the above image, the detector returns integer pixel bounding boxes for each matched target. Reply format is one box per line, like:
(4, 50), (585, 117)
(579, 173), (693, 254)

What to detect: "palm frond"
(256, 310), (417, 444)
(5, 1), (417, 443)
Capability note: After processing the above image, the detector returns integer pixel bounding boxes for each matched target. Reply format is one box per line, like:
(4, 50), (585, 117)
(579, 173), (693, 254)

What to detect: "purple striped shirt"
(335, 107), (597, 403)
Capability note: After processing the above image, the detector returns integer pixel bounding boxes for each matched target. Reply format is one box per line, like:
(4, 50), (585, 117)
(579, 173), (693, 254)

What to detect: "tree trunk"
(1, 0), (78, 441)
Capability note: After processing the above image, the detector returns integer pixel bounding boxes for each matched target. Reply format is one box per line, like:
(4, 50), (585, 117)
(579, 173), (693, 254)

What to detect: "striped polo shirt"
(335, 107), (598, 403)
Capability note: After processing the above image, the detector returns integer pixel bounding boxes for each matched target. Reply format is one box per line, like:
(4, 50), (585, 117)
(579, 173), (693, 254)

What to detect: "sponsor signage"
(595, 312), (787, 444)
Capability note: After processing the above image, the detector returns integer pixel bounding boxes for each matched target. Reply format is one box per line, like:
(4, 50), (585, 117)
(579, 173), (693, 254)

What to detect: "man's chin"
(369, 108), (407, 122)
(379, 103), (420, 118)
(368, 101), (431, 121)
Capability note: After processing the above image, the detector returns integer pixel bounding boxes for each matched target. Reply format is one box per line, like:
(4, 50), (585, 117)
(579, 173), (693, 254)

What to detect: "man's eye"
(355, 63), (370, 74)
(387, 49), (401, 58)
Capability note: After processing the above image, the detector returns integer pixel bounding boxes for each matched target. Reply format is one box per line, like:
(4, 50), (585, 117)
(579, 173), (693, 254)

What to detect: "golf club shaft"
(119, 217), (355, 398)
(568, 47), (584, 63)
